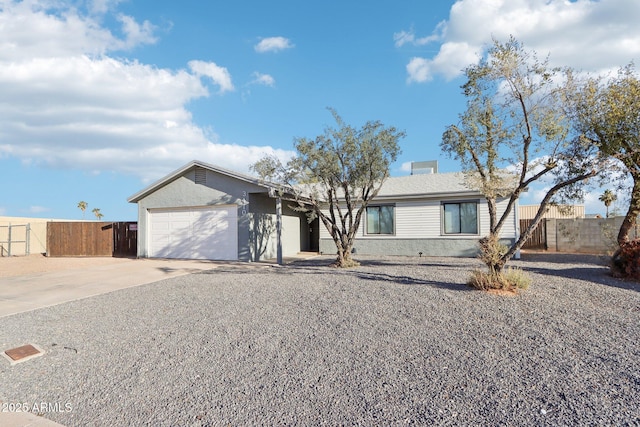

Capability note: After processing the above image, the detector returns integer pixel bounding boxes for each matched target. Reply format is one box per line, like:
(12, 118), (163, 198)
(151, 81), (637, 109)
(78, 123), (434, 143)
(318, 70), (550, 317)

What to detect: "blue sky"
(1, 0), (638, 220)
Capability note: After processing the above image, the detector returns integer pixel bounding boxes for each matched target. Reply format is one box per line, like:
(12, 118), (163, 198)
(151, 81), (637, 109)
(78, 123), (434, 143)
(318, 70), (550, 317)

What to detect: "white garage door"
(148, 205), (238, 260)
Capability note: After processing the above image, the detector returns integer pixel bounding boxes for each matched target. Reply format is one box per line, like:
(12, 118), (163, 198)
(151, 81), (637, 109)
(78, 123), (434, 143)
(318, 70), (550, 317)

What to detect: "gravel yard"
(0, 253), (638, 426)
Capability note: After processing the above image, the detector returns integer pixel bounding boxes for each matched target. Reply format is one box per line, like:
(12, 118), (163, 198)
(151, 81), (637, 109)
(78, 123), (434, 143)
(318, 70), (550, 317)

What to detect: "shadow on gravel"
(519, 252), (609, 265)
(199, 257), (472, 291)
(515, 252), (640, 292)
(523, 265), (640, 292)
(353, 271), (471, 291)
(356, 259), (479, 270)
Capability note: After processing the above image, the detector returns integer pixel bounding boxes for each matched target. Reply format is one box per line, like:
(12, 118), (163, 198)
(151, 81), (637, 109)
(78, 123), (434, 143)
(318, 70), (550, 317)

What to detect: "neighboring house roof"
(519, 204), (585, 220)
(127, 160), (278, 203)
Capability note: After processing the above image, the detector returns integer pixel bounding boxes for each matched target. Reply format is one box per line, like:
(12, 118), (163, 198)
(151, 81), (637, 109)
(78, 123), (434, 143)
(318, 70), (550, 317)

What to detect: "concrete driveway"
(0, 257), (237, 427)
(0, 258), (225, 318)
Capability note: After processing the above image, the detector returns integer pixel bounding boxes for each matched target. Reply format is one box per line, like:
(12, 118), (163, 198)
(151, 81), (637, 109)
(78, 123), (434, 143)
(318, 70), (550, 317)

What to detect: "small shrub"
(503, 266), (531, 290)
(468, 266), (530, 293)
(468, 269), (500, 290)
(611, 239), (640, 280)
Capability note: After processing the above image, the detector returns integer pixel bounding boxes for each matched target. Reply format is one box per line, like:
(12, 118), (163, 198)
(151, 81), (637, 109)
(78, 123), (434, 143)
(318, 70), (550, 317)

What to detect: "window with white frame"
(366, 205), (394, 235)
(443, 201), (478, 234)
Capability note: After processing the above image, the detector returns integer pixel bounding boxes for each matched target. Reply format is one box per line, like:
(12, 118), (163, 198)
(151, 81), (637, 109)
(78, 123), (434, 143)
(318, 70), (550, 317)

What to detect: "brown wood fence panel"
(112, 222), (137, 257)
(47, 222), (113, 257)
(520, 219), (547, 250)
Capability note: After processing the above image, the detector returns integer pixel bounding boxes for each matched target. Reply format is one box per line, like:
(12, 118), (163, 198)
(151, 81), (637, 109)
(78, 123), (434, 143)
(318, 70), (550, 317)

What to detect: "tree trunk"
(335, 245), (355, 267)
(489, 259), (506, 275)
(479, 234), (507, 275)
(617, 176), (640, 245)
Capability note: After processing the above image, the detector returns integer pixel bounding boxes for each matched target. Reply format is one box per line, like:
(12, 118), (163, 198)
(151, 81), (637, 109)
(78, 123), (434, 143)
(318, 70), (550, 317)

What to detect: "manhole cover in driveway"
(3, 344), (43, 364)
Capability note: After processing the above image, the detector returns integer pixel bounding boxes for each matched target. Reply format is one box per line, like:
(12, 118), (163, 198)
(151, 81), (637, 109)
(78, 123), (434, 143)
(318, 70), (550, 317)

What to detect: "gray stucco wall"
(248, 194), (308, 261)
(135, 168), (308, 261)
(319, 237), (515, 258)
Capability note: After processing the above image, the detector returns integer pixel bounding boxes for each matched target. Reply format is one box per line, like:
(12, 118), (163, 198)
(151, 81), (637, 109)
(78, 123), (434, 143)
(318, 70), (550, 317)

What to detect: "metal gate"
(0, 224), (30, 256)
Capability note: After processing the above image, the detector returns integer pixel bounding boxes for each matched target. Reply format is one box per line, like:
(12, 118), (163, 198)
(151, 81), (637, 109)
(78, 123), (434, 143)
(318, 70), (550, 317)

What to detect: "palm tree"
(77, 201), (88, 219)
(92, 208), (104, 220)
(599, 189), (617, 218)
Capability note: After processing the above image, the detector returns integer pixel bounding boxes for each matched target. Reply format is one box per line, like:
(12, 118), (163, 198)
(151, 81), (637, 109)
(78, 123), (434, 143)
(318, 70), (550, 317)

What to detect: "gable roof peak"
(127, 160), (277, 203)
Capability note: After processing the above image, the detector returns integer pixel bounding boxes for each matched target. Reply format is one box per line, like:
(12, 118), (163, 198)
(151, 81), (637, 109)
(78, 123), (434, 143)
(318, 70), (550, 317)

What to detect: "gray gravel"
(1, 253), (639, 426)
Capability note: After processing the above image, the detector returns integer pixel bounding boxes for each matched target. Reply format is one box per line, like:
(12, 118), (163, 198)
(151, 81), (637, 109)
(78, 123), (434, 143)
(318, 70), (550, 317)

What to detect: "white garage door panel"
(149, 206), (238, 260)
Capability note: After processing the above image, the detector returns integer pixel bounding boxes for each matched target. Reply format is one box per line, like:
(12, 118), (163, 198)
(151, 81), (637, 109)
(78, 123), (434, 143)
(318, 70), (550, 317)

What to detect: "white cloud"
(116, 14), (157, 49)
(407, 42), (480, 82)
(403, 0), (640, 82)
(188, 60), (235, 93)
(0, 1), (156, 59)
(29, 206), (50, 214)
(254, 36), (294, 53)
(406, 57), (432, 83)
(394, 23), (445, 48)
(0, 0), (292, 183)
(89, 0), (125, 15)
(250, 72), (275, 87)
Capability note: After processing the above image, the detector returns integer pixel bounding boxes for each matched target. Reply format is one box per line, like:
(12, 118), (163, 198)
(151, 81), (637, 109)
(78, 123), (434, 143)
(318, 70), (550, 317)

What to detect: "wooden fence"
(520, 219), (547, 250)
(47, 222), (137, 257)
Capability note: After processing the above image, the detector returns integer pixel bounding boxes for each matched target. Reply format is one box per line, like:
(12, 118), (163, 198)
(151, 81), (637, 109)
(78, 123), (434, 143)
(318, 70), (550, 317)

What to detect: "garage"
(148, 205), (238, 260)
(129, 161), (311, 262)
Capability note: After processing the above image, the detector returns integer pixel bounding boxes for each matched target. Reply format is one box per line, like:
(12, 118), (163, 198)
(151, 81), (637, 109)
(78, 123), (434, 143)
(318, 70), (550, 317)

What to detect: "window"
(366, 205), (394, 235)
(443, 202), (478, 234)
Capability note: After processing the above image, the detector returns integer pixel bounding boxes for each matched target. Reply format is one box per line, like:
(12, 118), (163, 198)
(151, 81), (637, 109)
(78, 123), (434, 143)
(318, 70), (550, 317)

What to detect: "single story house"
(324, 172), (519, 257)
(127, 160), (316, 262)
(128, 160), (519, 262)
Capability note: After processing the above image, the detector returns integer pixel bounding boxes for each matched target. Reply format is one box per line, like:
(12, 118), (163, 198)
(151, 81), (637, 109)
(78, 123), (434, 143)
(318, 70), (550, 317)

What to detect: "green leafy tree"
(565, 64), (640, 246)
(252, 108), (404, 267)
(599, 189), (618, 218)
(442, 37), (603, 279)
(92, 208), (104, 220)
(77, 201), (88, 219)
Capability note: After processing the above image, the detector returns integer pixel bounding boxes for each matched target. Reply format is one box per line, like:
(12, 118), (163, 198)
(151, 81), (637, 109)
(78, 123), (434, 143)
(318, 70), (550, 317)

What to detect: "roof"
(127, 160), (277, 203)
(128, 160), (481, 204)
(286, 172), (479, 202)
(373, 172), (481, 200)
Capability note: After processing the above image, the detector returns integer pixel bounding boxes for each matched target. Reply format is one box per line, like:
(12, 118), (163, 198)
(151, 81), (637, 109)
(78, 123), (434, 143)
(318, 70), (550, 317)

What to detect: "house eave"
(373, 190), (484, 202)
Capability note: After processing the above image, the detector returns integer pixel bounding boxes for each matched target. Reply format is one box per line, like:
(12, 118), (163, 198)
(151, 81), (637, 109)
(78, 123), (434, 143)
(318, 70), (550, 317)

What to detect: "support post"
(7, 223), (11, 257)
(276, 197), (283, 265)
(26, 224), (31, 255)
